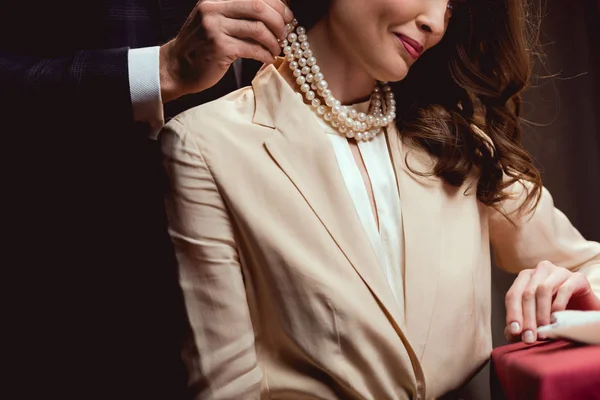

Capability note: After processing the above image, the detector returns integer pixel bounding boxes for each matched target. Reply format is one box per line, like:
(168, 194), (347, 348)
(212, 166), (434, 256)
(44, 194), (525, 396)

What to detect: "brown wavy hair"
(288, 0), (543, 215)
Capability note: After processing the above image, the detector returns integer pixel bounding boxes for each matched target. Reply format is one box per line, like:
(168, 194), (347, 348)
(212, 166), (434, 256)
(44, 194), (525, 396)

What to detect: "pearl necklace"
(280, 19), (396, 142)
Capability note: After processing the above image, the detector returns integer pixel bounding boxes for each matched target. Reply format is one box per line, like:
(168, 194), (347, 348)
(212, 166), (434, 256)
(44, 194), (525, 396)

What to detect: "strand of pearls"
(280, 19), (396, 142)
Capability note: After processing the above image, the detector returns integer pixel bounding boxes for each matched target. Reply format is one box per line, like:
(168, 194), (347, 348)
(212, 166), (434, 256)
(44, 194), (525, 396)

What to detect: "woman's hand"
(504, 261), (600, 344)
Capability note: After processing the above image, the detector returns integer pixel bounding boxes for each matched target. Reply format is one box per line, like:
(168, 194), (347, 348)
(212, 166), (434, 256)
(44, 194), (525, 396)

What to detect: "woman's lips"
(395, 33), (423, 60)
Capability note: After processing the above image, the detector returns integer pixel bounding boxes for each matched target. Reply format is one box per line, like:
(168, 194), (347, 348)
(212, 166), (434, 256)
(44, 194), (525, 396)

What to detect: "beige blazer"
(161, 61), (600, 400)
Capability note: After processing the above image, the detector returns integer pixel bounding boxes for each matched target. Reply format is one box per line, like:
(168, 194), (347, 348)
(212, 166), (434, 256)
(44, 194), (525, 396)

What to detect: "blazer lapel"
(387, 127), (443, 360)
(253, 62), (408, 334)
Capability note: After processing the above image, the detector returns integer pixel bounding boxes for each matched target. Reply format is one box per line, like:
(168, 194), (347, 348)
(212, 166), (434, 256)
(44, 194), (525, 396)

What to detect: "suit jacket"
(160, 61), (600, 399)
(0, 1), (260, 398)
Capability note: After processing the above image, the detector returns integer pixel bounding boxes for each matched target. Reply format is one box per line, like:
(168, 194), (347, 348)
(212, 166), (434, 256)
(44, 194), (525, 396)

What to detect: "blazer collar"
(386, 128), (444, 360)
(252, 60), (443, 361)
(252, 61), (407, 330)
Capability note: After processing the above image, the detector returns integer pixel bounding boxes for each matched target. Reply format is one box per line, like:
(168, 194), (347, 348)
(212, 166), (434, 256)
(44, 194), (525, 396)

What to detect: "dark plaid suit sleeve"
(0, 47), (134, 125)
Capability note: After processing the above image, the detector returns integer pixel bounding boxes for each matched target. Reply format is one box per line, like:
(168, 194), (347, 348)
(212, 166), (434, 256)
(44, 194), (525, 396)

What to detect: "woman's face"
(326, 0), (455, 82)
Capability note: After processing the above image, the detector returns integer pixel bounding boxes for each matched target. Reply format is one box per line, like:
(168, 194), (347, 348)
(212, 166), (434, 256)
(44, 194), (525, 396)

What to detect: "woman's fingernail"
(522, 330), (535, 344)
(510, 322), (521, 335)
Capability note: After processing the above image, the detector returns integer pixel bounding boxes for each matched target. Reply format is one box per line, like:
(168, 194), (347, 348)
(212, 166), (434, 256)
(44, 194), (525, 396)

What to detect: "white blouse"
(313, 105), (407, 319)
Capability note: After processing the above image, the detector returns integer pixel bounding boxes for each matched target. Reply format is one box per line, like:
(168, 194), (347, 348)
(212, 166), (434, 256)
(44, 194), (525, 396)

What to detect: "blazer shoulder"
(168, 86), (257, 140)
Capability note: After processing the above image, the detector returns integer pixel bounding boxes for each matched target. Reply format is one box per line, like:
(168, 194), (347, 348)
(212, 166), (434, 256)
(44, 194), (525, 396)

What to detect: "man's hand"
(504, 261), (600, 344)
(159, 0), (293, 103)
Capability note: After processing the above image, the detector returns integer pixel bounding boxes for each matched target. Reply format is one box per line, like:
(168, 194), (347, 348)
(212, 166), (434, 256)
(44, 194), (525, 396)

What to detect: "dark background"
(464, 0), (600, 398)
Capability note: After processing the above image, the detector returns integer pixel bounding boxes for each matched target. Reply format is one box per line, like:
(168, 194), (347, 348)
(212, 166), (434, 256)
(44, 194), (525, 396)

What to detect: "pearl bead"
(287, 24), (395, 141)
(292, 18), (298, 26)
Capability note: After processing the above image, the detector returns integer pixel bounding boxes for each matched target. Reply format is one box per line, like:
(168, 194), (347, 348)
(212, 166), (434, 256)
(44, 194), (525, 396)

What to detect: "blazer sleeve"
(489, 181), (600, 297)
(161, 118), (262, 399)
(0, 48), (134, 126)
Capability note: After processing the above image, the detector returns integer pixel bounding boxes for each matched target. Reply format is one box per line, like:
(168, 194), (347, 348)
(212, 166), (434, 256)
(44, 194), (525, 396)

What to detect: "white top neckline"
(311, 105), (407, 318)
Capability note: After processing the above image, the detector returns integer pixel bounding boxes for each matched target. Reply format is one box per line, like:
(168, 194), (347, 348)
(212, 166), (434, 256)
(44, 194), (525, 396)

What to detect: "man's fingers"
(260, 0), (294, 22)
(224, 18), (281, 57)
(230, 37), (276, 65)
(220, 0), (290, 40)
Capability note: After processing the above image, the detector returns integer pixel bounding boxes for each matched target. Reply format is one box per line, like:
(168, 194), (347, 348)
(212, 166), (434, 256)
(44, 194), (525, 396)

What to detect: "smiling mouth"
(394, 33), (423, 60)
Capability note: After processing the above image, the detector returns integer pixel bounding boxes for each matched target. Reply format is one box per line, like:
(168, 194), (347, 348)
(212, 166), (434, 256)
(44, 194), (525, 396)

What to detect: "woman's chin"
(373, 58), (410, 83)
(377, 68), (409, 84)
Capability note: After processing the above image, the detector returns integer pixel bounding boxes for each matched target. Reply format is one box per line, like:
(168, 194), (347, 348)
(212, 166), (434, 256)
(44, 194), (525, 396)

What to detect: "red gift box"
(491, 340), (600, 400)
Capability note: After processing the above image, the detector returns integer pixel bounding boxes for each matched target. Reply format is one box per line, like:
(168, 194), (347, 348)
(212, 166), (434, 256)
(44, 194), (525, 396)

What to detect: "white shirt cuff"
(128, 46), (164, 140)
